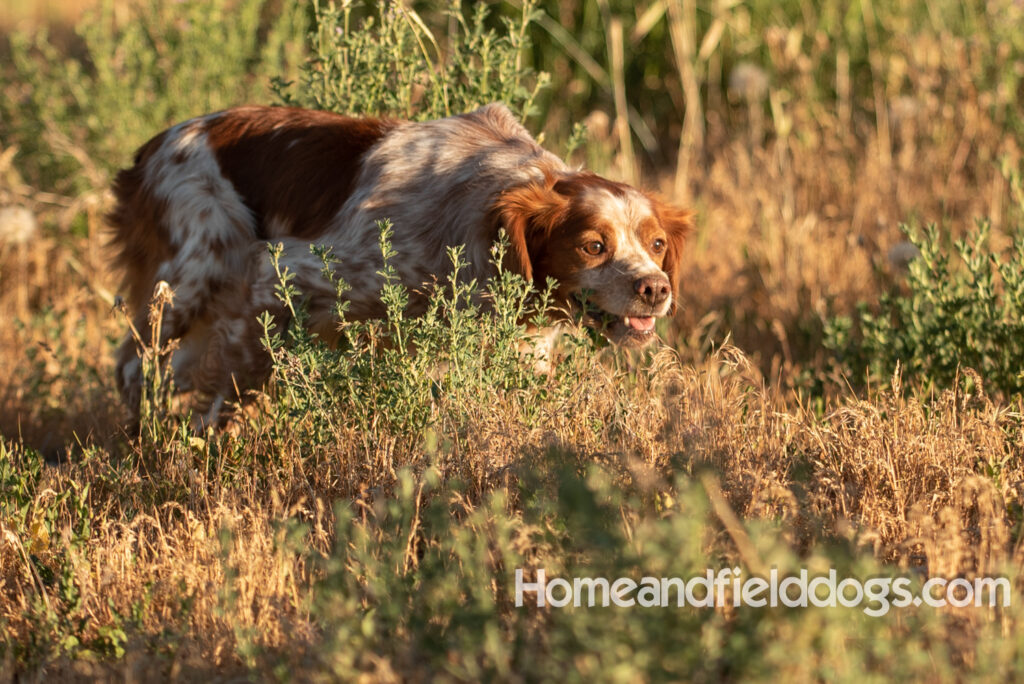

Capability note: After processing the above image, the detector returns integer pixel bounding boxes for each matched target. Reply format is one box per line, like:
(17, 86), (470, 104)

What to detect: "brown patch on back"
(206, 106), (399, 240)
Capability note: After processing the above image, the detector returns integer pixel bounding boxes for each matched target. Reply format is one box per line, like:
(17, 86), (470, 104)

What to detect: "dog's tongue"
(624, 316), (656, 332)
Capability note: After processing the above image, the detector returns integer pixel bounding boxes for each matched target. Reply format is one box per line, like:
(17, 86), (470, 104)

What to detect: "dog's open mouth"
(571, 293), (662, 346)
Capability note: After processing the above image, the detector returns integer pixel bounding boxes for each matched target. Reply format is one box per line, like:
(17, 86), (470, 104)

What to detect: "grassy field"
(2, 0), (1024, 680)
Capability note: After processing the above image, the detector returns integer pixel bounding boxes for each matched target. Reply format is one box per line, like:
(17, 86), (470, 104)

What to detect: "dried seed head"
(153, 280), (175, 307)
(0, 206), (37, 246)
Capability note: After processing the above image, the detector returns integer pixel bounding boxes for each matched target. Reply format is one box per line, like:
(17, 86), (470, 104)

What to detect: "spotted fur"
(109, 103), (692, 423)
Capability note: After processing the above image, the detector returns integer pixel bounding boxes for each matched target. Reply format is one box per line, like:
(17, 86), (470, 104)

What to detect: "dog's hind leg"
(111, 119), (260, 420)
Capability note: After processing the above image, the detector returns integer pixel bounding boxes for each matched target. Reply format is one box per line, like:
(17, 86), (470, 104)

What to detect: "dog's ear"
(492, 181), (569, 285)
(649, 195), (694, 313)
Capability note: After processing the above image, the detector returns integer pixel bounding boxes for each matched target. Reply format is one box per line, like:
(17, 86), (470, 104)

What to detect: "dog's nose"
(634, 275), (671, 306)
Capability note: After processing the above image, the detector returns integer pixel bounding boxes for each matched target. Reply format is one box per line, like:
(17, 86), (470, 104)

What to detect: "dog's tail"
(106, 132), (173, 313)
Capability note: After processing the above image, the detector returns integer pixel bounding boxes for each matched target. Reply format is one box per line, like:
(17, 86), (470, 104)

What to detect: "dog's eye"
(652, 238), (666, 253)
(583, 241), (605, 256)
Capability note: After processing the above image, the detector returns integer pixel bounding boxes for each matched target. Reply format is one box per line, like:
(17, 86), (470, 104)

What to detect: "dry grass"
(667, 30), (1023, 373)
(1, 324), (1022, 676)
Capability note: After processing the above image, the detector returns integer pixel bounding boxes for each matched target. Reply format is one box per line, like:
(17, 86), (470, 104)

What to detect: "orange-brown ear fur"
(649, 195), (694, 313)
(492, 181), (570, 285)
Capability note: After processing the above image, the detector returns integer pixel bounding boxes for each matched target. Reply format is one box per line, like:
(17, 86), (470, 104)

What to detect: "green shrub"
(0, 441), (102, 666)
(256, 224), (593, 455)
(274, 0), (548, 122)
(825, 221), (1024, 398)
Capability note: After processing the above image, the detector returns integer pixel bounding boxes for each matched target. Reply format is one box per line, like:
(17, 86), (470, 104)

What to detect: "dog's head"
(494, 172), (692, 347)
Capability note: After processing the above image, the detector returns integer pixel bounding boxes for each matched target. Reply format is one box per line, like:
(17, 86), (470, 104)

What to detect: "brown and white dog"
(109, 103), (692, 422)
